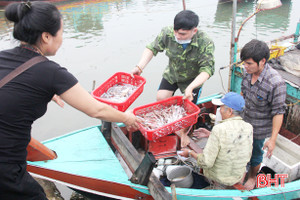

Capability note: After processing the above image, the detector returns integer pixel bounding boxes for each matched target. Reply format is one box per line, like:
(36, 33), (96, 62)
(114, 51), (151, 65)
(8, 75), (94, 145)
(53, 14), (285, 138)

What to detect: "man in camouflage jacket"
(131, 10), (215, 147)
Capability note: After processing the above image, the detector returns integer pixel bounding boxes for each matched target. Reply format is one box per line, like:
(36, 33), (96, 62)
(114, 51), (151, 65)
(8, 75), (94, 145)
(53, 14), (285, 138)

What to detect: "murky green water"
(0, 0), (299, 198)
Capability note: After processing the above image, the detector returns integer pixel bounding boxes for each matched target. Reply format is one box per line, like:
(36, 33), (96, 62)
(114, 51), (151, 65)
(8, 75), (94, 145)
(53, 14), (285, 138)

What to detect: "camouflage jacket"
(197, 116), (253, 186)
(146, 26), (215, 93)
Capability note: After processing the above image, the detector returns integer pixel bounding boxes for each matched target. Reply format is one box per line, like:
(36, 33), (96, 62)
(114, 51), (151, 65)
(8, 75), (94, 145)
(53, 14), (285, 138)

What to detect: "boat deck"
(27, 126), (132, 185)
(270, 48), (300, 88)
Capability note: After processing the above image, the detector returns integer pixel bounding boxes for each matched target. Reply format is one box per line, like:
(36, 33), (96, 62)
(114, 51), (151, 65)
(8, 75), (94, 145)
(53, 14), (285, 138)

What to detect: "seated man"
(180, 92), (253, 187)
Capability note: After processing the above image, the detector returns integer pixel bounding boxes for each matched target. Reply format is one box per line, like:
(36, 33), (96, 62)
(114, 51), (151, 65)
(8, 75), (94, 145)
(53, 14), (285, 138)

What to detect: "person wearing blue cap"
(180, 92), (253, 188)
(211, 92), (245, 112)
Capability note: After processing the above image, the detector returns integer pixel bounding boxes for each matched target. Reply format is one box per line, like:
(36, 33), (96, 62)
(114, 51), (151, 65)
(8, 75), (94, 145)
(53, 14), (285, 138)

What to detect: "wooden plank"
(111, 123), (172, 200)
(130, 152), (156, 185)
(170, 184), (177, 200)
(174, 131), (203, 153)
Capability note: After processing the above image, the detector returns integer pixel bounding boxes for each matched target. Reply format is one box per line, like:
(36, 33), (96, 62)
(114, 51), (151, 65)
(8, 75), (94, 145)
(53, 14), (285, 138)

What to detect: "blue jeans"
(250, 138), (265, 167)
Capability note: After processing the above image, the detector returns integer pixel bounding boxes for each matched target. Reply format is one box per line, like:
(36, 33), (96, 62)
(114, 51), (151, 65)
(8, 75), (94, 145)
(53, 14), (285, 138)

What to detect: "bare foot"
(244, 177), (256, 190)
(239, 172), (246, 184)
(181, 134), (190, 147)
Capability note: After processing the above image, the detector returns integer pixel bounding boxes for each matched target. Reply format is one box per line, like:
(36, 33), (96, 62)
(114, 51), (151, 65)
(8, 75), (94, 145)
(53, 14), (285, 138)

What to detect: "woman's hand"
(123, 110), (140, 131)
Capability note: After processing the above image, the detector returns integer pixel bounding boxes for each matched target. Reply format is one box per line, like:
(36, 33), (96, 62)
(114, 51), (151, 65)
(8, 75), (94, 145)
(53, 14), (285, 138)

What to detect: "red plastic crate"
(92, 72), (146, 112)
(133, 96), (200, 141)
(148, 135), (178, 159)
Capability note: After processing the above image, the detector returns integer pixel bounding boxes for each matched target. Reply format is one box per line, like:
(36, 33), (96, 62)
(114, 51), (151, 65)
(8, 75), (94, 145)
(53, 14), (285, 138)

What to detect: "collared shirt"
(197, 116), (253, 186)
(146, 26), (215, 93)
(241, 63), (286, 139)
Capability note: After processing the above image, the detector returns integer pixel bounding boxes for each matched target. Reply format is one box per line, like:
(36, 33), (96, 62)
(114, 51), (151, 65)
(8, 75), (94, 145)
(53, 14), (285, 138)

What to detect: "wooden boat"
(27, 88), (300, 200)
(27, 2), (300, 199)
(26, 43), (300, 200)
(26, 71), (298, 196)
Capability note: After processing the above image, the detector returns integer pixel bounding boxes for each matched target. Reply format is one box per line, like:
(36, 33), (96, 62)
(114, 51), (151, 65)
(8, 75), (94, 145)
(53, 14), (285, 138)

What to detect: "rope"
(218, 61), (243, 93)
(290, 134), (300, 142)
(287, 99), (300, 106)
(219, 68), (227, 93)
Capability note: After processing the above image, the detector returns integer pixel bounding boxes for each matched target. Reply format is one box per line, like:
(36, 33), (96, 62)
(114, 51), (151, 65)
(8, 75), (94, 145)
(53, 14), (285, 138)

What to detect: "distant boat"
(0, 0), (68, 7)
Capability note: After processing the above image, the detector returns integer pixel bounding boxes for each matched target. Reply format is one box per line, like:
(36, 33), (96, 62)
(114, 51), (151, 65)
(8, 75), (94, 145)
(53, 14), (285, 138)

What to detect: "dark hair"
(174, 10), (199, 31)
(240, 39), (270, 66)
(5, 1), (61, 45)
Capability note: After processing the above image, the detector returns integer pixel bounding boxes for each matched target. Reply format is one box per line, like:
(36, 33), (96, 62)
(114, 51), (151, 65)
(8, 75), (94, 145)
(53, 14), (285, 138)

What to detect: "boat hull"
(28, 165), (151, 200)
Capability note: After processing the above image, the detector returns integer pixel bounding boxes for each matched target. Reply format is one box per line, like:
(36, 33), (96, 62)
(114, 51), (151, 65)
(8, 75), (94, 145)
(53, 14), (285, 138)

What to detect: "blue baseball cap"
(211, 92), (245, 111)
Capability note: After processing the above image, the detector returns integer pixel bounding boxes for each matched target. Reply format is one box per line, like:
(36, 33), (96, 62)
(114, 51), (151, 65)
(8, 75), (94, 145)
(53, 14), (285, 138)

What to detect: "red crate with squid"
(133, 96), (200, 141)
(92, 72), (146, 112)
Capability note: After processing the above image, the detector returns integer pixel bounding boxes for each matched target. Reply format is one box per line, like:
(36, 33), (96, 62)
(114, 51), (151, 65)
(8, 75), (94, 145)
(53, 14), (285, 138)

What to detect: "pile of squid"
(137, 105), (187, 130)
(100, 83), (137, 103)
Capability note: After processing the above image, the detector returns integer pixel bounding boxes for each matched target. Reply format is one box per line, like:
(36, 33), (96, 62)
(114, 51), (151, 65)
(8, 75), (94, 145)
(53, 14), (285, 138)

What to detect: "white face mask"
(175, 36), (191, 44)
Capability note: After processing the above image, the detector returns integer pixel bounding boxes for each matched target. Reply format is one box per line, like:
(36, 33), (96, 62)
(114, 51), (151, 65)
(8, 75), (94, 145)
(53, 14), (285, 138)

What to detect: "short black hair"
(5, 1), (61, 45)
(174, 10), (199, 31)
(240, 39), (270, 66)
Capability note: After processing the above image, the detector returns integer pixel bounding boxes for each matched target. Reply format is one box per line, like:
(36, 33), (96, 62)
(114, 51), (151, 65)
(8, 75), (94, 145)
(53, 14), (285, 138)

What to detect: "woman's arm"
(60, 83), (139, 128)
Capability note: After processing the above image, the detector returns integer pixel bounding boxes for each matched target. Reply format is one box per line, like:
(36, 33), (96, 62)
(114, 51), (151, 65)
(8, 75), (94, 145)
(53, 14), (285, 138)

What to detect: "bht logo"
(256, 174), (288, 188)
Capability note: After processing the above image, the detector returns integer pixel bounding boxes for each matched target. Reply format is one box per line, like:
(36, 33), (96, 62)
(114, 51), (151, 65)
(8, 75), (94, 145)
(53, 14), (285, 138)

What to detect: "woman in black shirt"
(0, 2), (139, 199)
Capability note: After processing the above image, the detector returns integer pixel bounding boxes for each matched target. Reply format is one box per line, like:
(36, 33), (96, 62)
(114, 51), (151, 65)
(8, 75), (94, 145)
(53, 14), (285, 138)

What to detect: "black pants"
(158, 77), (202, 104)
(0, 162), (47, 200)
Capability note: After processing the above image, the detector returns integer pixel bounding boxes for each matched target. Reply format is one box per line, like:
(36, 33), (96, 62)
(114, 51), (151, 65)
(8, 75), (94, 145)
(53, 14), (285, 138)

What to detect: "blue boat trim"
(196, 93), (223, 105)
